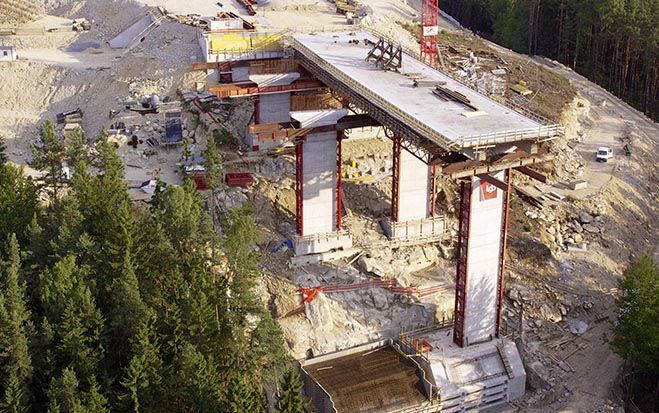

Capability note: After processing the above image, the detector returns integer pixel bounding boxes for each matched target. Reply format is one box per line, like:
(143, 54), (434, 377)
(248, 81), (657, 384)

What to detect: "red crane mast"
(420, 0), (439, 66)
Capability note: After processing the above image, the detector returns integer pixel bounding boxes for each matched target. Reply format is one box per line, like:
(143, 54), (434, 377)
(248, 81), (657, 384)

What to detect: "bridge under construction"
(195, 17), (563, 412)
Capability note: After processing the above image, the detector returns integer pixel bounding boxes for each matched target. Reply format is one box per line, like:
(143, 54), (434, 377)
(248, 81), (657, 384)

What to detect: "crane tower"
(421, 0), (439, 65)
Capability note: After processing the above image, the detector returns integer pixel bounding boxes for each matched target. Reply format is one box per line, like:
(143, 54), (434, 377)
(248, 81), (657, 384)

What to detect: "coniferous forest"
(0, 124), (306, 412)
(440, 0), (658, 120)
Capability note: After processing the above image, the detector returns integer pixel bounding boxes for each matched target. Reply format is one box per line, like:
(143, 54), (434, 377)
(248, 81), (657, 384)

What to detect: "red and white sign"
(423, 26), (439, 36)
(479, 180), (498, 201)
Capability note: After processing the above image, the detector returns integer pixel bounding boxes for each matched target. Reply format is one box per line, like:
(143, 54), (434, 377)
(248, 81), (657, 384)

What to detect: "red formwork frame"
(336, 131), (344, 231)
(391, 135), (402, 222)
(253, 95), (260, 124)
(453, 178), (472, 347)
(429, 164), (437, 216)
(495, 169), (512, 337)
(295, 138), (305, 236)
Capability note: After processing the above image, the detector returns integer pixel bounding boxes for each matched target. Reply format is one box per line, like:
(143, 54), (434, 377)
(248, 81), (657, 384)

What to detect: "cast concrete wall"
(398, 149), (430, 222)
(302, 131), (337, 235)
(259, 92), (290, 124)
(464, 171), (506, 345)
(109, 13), (157, 49)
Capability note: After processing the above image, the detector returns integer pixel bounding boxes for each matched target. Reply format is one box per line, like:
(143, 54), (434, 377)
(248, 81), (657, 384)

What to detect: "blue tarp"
(165, 118), (183, 143)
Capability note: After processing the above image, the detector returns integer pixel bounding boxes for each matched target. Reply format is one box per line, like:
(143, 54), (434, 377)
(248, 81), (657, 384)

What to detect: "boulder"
(583, 224), (600, 233)
(579, 212), (594, 224)
(370, 289), (389, 310)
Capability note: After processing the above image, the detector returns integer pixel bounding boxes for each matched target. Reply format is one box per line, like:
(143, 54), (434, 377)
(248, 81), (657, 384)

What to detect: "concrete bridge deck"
(291, 31), (561, 155)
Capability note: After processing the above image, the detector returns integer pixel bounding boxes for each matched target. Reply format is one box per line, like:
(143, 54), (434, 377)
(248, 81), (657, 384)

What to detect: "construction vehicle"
(596, 146), (613, 162)
(72, 18), (92, 32)
(335, 0), (358, 15)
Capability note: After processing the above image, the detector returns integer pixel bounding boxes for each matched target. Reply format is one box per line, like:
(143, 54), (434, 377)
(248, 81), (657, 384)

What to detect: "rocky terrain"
(0, 1), (657, 412)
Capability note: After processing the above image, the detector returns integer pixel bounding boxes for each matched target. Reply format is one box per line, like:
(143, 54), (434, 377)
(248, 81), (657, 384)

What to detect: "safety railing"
(207, 30), (288, 61)
(458, 124), (564, 148)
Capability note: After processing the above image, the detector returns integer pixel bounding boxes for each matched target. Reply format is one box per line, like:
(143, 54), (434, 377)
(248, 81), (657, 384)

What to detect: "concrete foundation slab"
(292, 231), (352, 256)
(406, 328), (526, 413)
(381, 216), (446, 241)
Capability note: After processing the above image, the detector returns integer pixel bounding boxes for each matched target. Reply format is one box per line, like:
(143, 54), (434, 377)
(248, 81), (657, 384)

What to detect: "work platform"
(300, 328), (525, 413)
(291, 31), (561, 155)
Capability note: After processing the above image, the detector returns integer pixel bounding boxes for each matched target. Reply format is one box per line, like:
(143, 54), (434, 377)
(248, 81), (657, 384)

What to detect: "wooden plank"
(515, 165), (548, 183)
(477, 173), (509, 192)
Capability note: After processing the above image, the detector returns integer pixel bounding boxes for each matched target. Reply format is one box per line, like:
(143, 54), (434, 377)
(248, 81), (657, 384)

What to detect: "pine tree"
(107, 249), (149, 369)
(65, 127), (87, 169)
(55, 299), (102, 386)
(31, 120), (65, 200)
(118, 322), (163, 412)
(85, 376), (109, 413)
(226, 371), (265, 413)
(0, 135), (8, 167)
(179, 343), (224, 412)
(202, 136), (222, 230)
(47, 368), (84, 413)
(0, 162), (38, 245)
(612, 255), (659, 372)
(0, 235), (34, 404)
(0, 371), (28, 413)
(275, 369), (307, 413)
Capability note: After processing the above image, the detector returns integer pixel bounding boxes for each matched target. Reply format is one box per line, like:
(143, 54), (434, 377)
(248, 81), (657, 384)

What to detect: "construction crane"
(420, 0), (439, 66)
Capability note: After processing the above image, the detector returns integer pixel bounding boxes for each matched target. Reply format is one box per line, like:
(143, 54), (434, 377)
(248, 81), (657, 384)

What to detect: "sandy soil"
(2, 1), (657, 411)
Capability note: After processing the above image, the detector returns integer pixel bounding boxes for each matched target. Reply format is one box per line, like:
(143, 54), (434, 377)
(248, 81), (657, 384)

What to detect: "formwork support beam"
(477, 173), (508, 192)
(336, 131), (344, 230)
(295, 138), (305, 236)
(515, 165), (548, 183)
(254, 95), (260, 124)
(429, 164), (437, 216)
(495, 170), (512, 337)
(391, 134), (402, 222)
(453, 179), (472, 347)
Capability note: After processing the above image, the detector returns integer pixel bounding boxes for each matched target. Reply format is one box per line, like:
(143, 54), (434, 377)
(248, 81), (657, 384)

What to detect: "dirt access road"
(533, 56), (659, 199)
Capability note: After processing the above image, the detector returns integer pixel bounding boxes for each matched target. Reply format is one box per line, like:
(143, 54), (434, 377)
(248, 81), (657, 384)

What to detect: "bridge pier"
(454, 170), (511, 347)
(292, 112), (352, 256)
(382, 135), (445, 241)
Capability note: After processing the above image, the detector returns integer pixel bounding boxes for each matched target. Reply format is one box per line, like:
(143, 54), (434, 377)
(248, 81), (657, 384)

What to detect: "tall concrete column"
(454, 170), (510, 347)
(291, 110), (352, 256)
(296, 131), (340, 236)
(385, 136), (444, 240)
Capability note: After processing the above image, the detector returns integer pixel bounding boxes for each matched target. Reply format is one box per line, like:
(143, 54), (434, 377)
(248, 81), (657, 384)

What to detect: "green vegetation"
(612, 256), (658, 411)
(441, 0), (658, 119)
(0, 124), (290, 411)
(275, 369), (307, 413)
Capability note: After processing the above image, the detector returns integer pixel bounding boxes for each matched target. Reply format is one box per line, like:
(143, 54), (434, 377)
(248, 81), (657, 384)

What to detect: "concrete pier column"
(296, 131), (340, 236)
(291, 110), (352, 257)
(395, 144), (433, 222)
(453, 170), (511, 347)
(384, 136), (445, 241)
